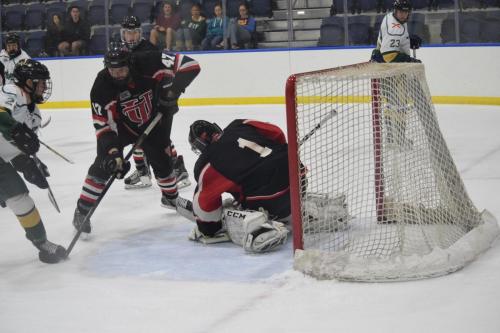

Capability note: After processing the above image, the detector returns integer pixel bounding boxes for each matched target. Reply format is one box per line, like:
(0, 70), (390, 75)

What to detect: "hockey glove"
(10, 123), (40, 155)
(102, 149), (130, 179)
(410, 35), (422, 50)
(158, 76), (179, 116)
(11, 155), (49, 189)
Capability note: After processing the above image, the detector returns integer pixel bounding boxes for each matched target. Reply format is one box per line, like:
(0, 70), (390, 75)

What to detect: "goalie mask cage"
(285, 62), (499, 281)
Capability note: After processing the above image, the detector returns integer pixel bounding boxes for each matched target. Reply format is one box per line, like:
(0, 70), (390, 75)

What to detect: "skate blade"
(125, 183), (152, 190)
(176, 179), (192, 189)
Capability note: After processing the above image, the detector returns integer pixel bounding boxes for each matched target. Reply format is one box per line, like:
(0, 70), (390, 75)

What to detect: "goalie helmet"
(3, 32), (22, 59)
(13, 59), (52, 104)
(188, 120), (223, 155)
(120, 15), (143, 50)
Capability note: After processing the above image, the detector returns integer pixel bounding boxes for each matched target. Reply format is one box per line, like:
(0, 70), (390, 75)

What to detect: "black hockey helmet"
(13, 59), (52, 103)
(393, 0), (412, 12)
(121, 15), (143, 49)
(3, 32), (22, 59)
(189, 120), (223, 155)
(104, 42), (131, 68)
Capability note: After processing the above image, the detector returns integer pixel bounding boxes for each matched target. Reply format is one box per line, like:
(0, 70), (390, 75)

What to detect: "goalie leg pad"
(243, 220), (288, 253)
(224, 209), (289, 253)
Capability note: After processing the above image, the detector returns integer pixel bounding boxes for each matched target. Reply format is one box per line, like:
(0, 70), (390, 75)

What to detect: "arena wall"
(39, 45), (500, 109)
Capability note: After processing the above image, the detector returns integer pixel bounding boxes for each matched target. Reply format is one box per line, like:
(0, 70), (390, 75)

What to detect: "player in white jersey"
(0, 33), (31, 86)
(371, 0), (422, 63)
(0, 59), (66, 263)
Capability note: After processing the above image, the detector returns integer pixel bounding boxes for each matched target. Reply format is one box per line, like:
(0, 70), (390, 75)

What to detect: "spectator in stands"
(201, 3), (227, 50)
(45, 13), (65, 57)
(150, 1), (181, 51)
(175, 3), (207, 51)
(229, 3), (256, 49)
(58, 6), (90, 56)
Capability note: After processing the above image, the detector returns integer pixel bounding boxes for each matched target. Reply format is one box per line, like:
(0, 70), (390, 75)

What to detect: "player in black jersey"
(120, 15), (191, 190)
(186, 119), (291, 253)
(72, 43), (200, 234)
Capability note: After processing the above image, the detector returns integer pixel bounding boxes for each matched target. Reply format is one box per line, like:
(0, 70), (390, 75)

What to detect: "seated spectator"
(58, 6), (90, 56)
(176, 3), (207, 51)
(45, 14), (64, 57)
(229, 3), (256, 49)
(150, 1), (181, 51)
(201, 3), (227, 50)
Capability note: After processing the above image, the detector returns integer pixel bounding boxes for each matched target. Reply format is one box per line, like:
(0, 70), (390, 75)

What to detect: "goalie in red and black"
(72, 43), (200, 234)
(185, 119), (291, 253)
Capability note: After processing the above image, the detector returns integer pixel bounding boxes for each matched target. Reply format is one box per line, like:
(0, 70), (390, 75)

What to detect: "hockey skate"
(124, 167), (152, 189)
(173, 155), (191, 189)
(161, 194), (178, 210)
(34, 240), (66, 264)
(73, 208), (91, 234)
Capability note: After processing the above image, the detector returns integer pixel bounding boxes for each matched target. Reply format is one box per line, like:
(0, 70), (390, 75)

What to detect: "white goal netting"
(285, 62), (499, 281)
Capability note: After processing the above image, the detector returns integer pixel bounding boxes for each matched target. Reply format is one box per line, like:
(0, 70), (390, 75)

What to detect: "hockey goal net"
(285, 62), (499, 281)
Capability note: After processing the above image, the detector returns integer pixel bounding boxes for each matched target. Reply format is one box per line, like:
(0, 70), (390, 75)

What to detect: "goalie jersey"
(90, 51), (200, 153)
(376, 12), (411, 63)
(193, 119), (291, 223)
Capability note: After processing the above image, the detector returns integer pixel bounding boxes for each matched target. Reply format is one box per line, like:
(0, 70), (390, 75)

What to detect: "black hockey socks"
(132, 148), (147, 170)
(157, 173), (178, 200)
(24, 217), (47, 244)
(79, 175), (106, 209)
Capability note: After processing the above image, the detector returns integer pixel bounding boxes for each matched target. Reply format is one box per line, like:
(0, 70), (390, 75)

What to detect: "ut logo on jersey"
(120, 90), (154, 125)
(392, 23), (402, 29)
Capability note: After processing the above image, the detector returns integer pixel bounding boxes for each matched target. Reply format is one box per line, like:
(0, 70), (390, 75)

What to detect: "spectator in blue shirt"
(201, 3), (227, 50)
(229, 3), (256, 49)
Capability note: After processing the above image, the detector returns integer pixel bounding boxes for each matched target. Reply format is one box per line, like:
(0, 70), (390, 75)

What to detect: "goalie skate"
(124, 168), (152, 189)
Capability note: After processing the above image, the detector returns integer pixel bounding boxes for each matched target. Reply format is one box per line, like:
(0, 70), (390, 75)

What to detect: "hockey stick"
(40, 116), (51, 129)
(33, 155), (60, 213)
(39, 140), (75, 164)
(298, 109), (337, 146)
(65, 112), (164, 258)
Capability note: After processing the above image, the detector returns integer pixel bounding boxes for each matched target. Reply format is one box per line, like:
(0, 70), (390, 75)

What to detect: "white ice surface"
(1, 105), (500, 333)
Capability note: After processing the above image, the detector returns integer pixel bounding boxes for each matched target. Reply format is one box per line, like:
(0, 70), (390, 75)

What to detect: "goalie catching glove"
(102, 148), (130, 179)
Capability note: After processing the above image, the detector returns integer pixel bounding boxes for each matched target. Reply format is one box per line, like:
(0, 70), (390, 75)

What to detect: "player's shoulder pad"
(1, 84), (20, 97)
(384, 13), (407, 36)
(0, 84), (20, 111)
(18, 50), (31, 60)
(91, 69), (117, 101)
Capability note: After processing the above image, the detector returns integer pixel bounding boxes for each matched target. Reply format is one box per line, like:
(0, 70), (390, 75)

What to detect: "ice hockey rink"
(1, 104), (500, 333)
